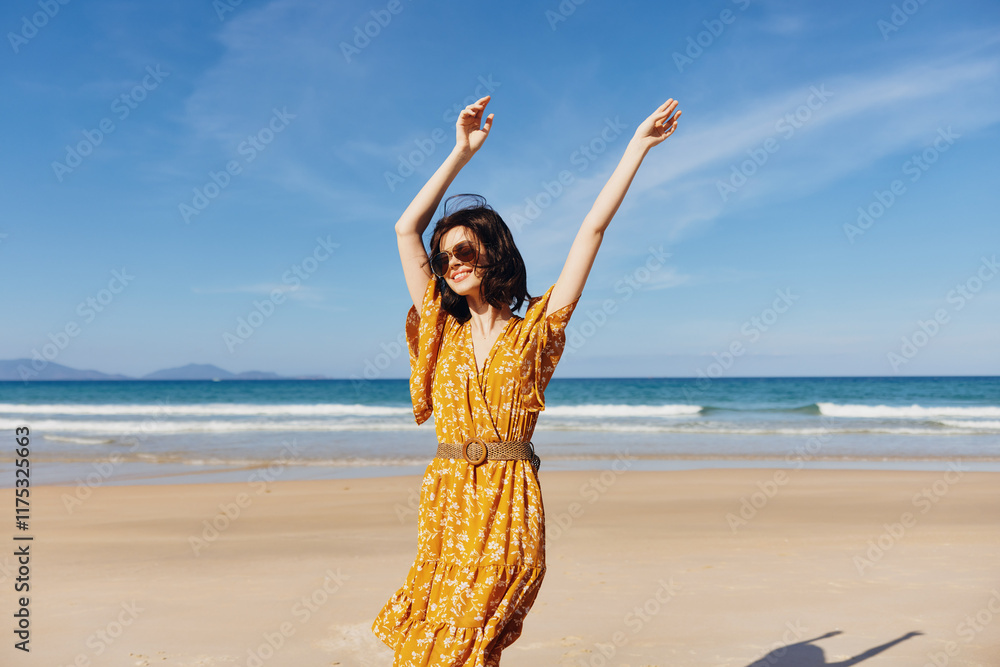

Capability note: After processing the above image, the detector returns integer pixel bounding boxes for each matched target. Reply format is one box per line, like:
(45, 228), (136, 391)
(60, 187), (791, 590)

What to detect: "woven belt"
(436, 436), (541, 473)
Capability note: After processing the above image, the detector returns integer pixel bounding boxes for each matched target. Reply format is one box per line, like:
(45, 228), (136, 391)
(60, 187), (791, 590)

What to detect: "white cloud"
(629, 54), (1000, 232)
(191, 283), (325, 301)
(643, 267), (693, 290)
(757, 14), (807, 35)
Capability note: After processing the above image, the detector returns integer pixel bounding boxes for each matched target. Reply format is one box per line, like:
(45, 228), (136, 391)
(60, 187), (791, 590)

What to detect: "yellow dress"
(372, 274), (580, 666)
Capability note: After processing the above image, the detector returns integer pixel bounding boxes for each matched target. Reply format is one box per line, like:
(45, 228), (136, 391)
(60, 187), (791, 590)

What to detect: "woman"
(372, 94), (681, 665)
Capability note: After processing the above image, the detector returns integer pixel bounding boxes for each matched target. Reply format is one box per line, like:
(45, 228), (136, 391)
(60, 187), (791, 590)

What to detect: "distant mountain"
(0, 359), (132, 381)
(140, 363), (285, 380)
(0, 359), (322, 381)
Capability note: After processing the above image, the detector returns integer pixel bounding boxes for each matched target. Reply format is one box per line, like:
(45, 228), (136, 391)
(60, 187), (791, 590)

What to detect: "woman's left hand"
(632, 98), (681, 150)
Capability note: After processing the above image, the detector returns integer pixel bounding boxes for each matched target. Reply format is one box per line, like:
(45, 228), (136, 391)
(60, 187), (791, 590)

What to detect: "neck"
(466, 291), (512, 335)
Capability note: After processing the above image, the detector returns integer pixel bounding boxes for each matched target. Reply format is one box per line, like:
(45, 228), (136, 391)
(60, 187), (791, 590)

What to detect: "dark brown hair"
(423, 194), (530, 323)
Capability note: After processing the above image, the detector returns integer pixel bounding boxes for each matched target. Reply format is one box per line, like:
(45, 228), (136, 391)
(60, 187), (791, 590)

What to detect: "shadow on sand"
(741, 630), (923, 666)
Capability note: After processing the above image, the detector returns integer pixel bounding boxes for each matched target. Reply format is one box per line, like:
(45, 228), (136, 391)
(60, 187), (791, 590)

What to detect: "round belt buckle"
(462, 436), (488, 466)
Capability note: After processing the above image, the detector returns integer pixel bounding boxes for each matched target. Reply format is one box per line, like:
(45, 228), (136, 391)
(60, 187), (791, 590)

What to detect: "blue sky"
(2, 0), (999, 379)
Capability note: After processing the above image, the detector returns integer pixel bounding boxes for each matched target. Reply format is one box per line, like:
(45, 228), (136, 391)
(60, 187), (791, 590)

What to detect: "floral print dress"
(372, 274), (580, 666)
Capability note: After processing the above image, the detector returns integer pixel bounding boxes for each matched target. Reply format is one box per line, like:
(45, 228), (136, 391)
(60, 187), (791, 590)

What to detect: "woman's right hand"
(456, 95), (493, 156)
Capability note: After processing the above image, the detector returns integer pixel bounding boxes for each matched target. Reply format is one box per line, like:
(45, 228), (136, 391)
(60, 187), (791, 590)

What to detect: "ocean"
(2, 376), (998, 486)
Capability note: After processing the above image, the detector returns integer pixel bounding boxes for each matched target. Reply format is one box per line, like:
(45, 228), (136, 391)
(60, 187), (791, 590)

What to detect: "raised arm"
(396, 95), (495, 311)
(546, 98), (682, 318)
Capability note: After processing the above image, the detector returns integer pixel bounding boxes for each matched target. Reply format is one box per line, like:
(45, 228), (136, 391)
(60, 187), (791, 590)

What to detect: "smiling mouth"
(451, 269), (472, 282)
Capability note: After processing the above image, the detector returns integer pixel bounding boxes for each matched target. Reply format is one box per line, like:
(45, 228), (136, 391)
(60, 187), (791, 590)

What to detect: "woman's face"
(438, 226), (483, 297)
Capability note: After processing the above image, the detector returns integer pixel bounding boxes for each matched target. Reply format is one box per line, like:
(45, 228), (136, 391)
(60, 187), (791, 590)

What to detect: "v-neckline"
(466, 316), (517, 380)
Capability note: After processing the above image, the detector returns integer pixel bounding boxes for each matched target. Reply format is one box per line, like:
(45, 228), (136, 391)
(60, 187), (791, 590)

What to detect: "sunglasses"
(431, 240), (478, 278)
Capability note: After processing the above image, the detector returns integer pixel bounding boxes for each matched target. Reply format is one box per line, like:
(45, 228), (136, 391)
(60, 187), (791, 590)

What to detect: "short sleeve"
(405, 276), (448, 425)
(515, 283), (581, 412)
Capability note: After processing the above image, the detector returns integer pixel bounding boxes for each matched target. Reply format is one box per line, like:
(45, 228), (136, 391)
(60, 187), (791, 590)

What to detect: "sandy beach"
(7, 466), (1000, 666)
